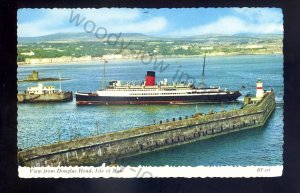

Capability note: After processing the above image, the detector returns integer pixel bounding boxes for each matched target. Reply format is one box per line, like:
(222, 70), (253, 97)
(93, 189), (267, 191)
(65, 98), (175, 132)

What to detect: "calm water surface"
(17, 54), (283, 166)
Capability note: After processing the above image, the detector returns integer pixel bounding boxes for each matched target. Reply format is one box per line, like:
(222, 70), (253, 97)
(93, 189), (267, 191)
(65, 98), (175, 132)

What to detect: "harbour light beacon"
(256, 78), (264, 99)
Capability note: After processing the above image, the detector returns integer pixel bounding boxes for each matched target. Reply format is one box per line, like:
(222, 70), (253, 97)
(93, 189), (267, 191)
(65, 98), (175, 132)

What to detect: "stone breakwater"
(18, 92), (275, 167)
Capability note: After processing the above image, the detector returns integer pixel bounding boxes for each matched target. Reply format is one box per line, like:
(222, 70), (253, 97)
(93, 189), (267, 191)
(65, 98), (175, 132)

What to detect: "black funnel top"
(147, 71), (155, 77)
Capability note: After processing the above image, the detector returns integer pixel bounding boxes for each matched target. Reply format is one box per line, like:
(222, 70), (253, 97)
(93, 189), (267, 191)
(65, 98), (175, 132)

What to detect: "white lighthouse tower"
(256, 78), (264, 99)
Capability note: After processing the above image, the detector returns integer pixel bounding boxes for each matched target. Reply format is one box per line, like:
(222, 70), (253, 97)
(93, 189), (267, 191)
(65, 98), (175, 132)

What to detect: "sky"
(17, 8), (283, 37)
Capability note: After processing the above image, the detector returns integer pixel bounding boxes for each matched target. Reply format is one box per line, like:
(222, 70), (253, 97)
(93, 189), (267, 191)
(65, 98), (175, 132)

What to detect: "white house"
(27, 83), (56, 94)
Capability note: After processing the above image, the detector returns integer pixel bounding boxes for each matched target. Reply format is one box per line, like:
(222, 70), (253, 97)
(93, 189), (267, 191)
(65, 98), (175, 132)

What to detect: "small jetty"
(17, 83), (73, 103)
(18, 70), (70, 82)
(18, 79), (275, 167)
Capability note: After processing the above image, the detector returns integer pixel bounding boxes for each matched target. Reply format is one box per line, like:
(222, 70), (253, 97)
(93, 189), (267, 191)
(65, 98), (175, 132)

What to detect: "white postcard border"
(19, 166), (283, 178)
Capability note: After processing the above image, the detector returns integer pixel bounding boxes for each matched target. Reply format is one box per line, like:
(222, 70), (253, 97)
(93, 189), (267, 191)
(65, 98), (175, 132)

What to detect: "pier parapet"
(19, 89), (275, 167)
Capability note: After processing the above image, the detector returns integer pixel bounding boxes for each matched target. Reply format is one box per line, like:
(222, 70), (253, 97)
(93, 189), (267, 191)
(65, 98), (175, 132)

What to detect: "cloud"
(18, 9), (167, 37)
(171, 16), (245, 36)
(18, 8), (282, 37)
(170, 8), (283, 36)
(232, 8), (282, 23)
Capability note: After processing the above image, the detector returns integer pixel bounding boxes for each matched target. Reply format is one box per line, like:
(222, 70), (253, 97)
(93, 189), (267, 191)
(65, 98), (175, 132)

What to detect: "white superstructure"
(27, 83), (56, 95)
(89, 79), (232, 97)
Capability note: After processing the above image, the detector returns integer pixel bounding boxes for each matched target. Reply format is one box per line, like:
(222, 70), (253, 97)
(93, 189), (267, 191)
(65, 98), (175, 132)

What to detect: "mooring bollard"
(179, 117), (182, 120)
(173, 118), (175, 121)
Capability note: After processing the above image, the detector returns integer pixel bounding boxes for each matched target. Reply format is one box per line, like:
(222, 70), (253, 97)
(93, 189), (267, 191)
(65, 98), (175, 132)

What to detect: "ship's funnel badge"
(256, 78), (264, 98)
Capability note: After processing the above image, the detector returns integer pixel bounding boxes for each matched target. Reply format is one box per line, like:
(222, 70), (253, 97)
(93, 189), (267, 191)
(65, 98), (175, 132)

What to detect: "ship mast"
(200, 51), (206, 88)
(58, 72), (62, 93)
(102, 59), (108, 90)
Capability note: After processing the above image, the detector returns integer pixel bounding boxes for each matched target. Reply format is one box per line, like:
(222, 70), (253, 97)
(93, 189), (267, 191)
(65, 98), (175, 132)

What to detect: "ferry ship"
(75, 71), (241, 105)
(17, 83), (73, 103)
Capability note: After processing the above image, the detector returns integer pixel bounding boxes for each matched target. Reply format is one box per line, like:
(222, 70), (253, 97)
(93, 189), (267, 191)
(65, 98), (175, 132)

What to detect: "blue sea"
(17, 54), (283, 166)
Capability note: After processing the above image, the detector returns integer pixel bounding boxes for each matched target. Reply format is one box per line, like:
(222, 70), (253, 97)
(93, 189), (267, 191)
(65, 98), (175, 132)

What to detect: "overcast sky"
(18, 8), (283, 37)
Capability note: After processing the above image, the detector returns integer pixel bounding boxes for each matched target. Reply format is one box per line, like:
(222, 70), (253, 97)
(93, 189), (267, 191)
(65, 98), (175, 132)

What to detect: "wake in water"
(275, 97), (284, 104)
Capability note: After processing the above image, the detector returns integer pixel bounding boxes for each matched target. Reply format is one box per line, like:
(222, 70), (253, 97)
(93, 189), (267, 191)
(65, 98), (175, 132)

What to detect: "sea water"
(17, 54), (283, 166)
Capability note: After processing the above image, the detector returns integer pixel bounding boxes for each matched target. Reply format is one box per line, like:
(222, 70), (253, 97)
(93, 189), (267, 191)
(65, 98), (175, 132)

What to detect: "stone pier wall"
(19, 92), (275, 167)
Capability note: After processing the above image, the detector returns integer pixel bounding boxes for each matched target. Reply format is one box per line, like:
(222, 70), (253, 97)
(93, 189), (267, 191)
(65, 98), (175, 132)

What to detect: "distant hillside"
(180, 34), (282, 41)
(18, 32), (282, 44)
(18, 32), (157, 43)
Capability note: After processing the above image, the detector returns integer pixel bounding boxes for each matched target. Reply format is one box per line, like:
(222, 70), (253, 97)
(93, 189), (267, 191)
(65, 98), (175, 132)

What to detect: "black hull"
(76, 92), (241, 105)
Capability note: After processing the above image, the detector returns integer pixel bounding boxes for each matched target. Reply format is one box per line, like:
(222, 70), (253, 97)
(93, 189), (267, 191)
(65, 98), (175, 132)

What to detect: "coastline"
(17, 52), (282, 66)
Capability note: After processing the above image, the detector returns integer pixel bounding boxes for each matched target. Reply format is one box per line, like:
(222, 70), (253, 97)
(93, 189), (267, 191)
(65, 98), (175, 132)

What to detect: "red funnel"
(145, 71), (155, 86)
